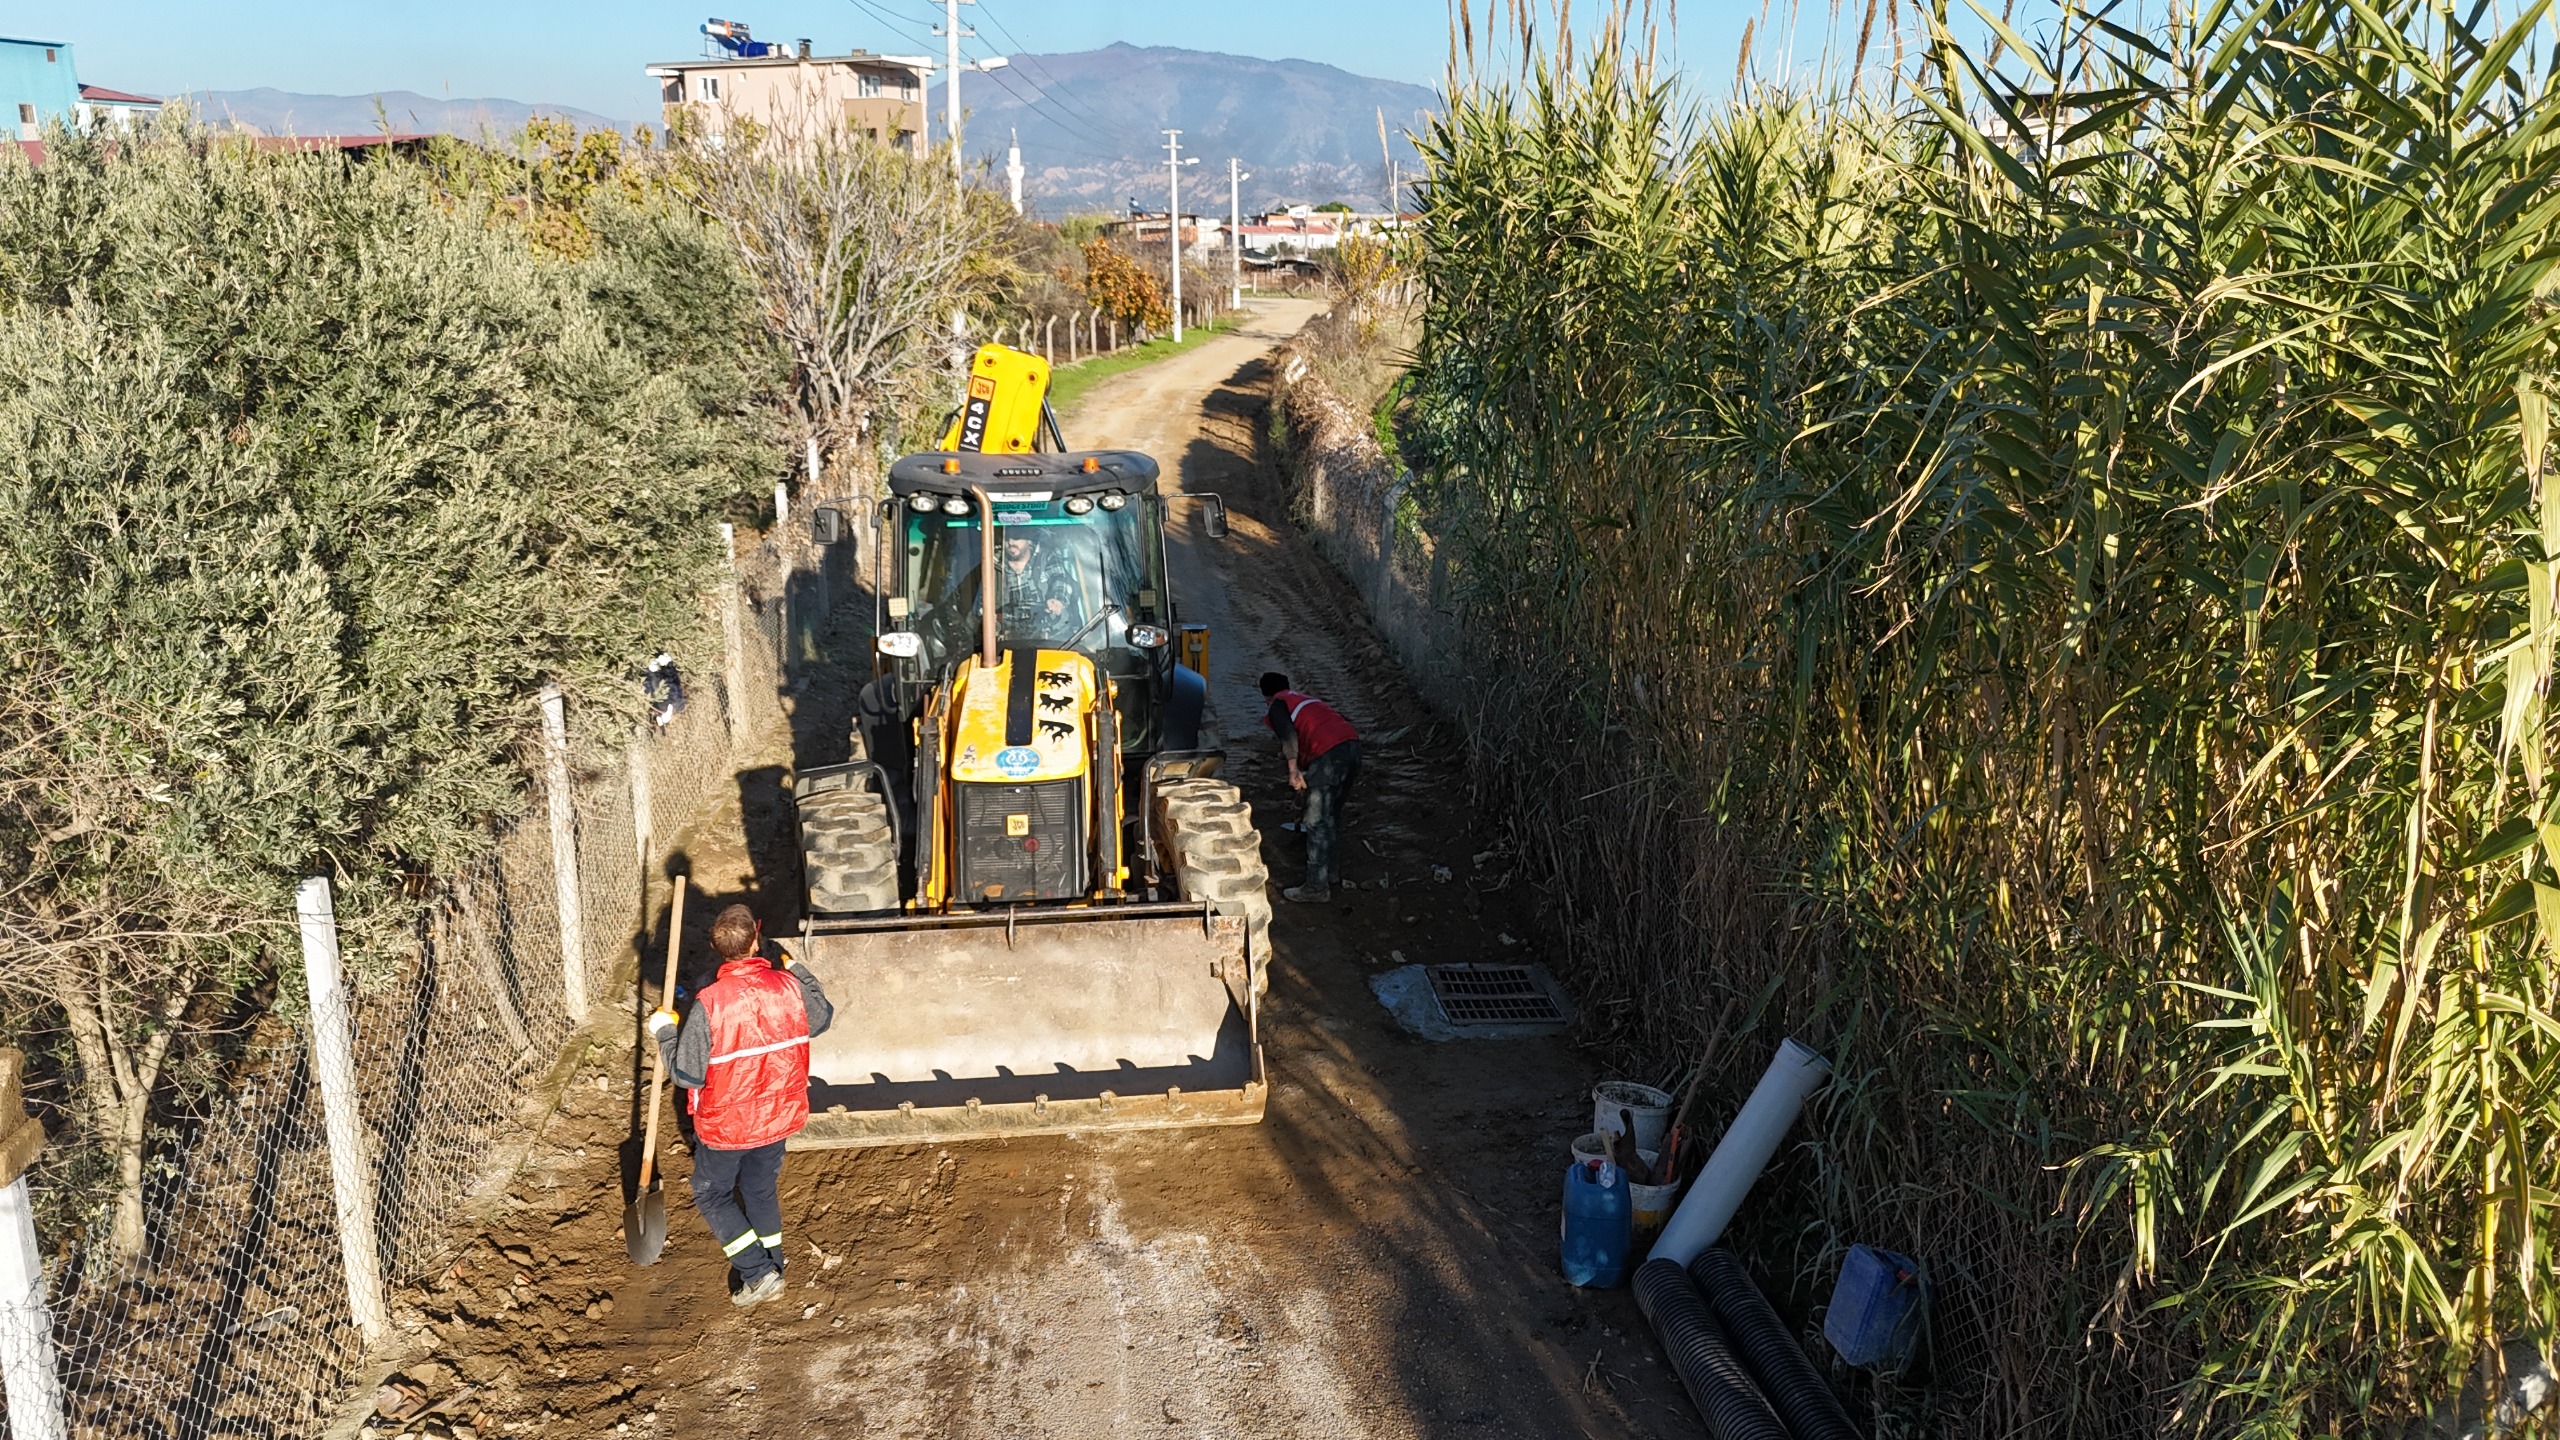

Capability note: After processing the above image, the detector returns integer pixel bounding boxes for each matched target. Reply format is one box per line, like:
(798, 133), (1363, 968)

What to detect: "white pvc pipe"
(1651, 1038), (1831, 1268)
(0, 1177), (66, 1440)
(296, 877), (390, 1346)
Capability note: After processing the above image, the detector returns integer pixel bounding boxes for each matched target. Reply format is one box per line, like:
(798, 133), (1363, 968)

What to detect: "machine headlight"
(1063, 495), (1095, 515)
(941, 496), (972, 516)
(876, 631), (924, 658)
(1127, 624), (1170, 649)
(1098, 491), (1128, 511)
(908, 493), (938, 513)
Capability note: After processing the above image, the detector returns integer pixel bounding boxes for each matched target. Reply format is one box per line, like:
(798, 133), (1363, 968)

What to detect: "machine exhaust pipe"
(971, 483), (998, 667)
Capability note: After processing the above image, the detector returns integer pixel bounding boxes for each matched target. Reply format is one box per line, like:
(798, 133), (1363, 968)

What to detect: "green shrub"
(0, 120), (779, 1262)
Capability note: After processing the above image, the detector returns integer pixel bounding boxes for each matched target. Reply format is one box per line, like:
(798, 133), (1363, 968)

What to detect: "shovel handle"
(637, 878), (687, 1193)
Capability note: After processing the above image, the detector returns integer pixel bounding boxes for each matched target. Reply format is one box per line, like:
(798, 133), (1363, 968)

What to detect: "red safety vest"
(689, 957), (811, 1150)
(1267, 689), (1358, 761)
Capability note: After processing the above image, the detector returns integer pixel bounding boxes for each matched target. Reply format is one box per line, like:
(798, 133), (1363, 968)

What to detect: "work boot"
(1282, 882), (1332, 903)
(732, 1268), (786, 1308)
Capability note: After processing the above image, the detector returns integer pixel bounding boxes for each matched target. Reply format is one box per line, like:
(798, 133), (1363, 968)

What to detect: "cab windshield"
(902, 496), (1160, 666)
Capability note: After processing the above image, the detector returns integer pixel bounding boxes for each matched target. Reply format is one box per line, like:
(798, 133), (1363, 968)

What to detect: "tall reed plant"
(1407, 2), (2560, 1431)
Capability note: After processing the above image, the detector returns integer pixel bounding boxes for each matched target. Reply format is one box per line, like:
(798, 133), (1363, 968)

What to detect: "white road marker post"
(294, 879), (391, 1347)
(539, 683), (589, 1023)
(0, 1050), (65, 1440)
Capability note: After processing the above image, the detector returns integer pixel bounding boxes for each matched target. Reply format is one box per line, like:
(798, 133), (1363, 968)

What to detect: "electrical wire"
(845, 0), (1144, 162)
(966, 0), (1136, 136)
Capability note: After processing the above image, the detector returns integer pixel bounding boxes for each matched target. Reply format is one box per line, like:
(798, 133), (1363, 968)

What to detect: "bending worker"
(648, 904), (833, 1308)
(1260, 671), (1361, 903)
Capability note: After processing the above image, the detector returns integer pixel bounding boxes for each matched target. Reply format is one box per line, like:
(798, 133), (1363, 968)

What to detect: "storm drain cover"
(1425, 965), (1566, 1027)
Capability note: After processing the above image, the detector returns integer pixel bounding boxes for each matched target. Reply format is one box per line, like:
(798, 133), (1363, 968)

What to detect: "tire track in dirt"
(352, 300), (1708, 1440)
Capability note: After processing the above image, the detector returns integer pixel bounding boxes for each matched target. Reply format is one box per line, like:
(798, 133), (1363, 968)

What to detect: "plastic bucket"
(1629, 1169), (1683, 1234)
(1573, 1134), (1679, 1231)
(1593, 1082), (1674, 1153)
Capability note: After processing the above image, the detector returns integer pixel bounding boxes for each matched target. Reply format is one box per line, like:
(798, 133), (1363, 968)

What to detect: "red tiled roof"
(77, 83), (161, 106)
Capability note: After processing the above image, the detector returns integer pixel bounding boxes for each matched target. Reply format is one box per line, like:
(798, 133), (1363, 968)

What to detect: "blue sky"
(0, 0), (1832, 127)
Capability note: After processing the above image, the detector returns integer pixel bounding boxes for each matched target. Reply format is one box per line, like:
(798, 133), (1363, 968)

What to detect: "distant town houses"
(647, 20), (929, 158)
(3, 36), (160, 142)
(1112, 204), (1414, 259)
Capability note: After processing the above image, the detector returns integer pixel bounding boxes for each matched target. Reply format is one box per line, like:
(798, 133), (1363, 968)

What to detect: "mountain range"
(940, 44), (1438, 217)
(181, 88), (626, 139)
(178, 43), (1440, 218)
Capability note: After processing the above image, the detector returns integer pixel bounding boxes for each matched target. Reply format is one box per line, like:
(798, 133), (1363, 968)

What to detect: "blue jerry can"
(1560, 1158), (1632, 1288)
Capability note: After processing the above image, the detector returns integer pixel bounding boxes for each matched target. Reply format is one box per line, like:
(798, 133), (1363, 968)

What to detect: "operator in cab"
(998, 530), (1080, 642)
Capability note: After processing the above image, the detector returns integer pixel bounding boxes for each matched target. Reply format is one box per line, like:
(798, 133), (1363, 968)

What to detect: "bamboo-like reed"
(1408, 1), (2560, 1431)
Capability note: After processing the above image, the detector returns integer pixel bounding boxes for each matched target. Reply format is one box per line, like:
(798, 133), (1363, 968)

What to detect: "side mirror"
(813, 504), (847, 545)
(1199, 493), (1229, 540)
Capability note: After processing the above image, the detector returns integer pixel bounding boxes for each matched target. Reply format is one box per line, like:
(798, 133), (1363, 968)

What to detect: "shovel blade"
(625, 1187), (668, 1266)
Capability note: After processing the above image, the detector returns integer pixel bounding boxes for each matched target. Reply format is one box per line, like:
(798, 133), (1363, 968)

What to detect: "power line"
(845, 0), (938, 50)
(848, 0), (1132, 156)
(973, 64), (1133, 160)
(964, 0), (1134, 138)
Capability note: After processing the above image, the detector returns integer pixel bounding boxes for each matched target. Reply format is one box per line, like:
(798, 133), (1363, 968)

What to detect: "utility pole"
(937, 0), (976, 183)
(1229, 157), (1250, 309)
(1006, 127), (1024, 215)
(1163, 130), (1199, 341)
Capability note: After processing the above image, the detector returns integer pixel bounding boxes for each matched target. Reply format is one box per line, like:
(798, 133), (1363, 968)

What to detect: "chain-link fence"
(0, 523), (853, 1440)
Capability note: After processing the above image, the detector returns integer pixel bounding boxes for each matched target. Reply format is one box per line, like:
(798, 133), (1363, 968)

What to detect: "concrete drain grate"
(1425, 964), (1567, 1027)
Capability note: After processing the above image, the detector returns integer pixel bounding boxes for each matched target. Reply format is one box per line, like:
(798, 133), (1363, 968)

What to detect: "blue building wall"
(0, 37), (80, 134)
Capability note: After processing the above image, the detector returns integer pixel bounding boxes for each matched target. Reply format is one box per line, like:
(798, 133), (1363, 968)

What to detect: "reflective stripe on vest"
(689, 957), (811, 1150)
(1270, 690), (1357, 761)
(706, 1035), (810, 1066)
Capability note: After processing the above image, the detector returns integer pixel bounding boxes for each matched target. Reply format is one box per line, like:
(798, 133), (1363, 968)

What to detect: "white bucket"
(1571, 1133), (1678, 1229)
(1630, 1171), (1683, 1234)
(1593, 1081), (1674, 1153)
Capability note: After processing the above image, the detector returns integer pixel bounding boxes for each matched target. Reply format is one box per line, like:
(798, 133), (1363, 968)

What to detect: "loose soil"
(358, 300), (1710, 1439)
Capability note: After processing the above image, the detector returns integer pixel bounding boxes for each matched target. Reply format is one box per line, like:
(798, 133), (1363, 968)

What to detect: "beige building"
(647, 45), (931, 157)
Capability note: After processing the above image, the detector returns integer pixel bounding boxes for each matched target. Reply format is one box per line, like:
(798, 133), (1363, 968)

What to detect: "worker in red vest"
(647, 904), (833, 1308)
(1260, 672), (1362, 903)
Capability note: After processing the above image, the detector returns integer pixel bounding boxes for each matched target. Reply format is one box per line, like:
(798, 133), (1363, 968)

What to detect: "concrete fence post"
(718, 523), (750, 747)
(1045, 314), (1057, 362)
(628, 724), (655, 870)
(538, 683), (589, 1023)
(0, 1050), (65, 1440)
(294, 879), (391, 1348)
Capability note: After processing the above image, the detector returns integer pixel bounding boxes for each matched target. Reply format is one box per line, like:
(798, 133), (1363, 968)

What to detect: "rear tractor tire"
(800, 784), (899, 918)
(1153, 778), (1273, 994)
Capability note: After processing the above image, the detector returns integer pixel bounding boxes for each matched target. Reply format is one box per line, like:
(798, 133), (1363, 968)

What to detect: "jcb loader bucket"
(784, 902), (1265, 1147)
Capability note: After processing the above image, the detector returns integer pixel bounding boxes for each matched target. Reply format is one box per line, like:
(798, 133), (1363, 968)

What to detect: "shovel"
(627, 877), (688, 1265)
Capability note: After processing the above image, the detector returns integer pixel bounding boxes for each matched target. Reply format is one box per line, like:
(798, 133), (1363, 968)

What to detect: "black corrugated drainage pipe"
(1633, 1257), (1789, 1440)
(1691, 1247), (1864, 1440)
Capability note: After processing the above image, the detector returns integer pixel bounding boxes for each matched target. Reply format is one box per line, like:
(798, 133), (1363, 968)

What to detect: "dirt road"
(365, 301), (1709, 1438)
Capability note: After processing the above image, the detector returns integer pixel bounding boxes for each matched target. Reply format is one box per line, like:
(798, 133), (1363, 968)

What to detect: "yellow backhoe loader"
(787, 345), (1267, 1147)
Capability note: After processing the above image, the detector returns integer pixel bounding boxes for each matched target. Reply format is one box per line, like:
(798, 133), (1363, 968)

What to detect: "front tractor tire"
(1153, 778), (1273, 993)
(800, 785), (900, 917)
